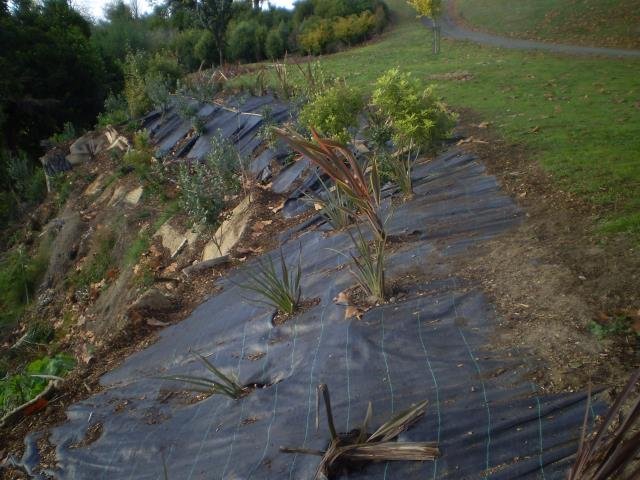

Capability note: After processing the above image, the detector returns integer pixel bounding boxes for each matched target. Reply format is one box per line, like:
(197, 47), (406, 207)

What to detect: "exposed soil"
(452, 108), (640, 392)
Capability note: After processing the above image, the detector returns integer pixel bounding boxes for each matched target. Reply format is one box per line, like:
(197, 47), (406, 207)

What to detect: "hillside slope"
(453, 0), (640, 49)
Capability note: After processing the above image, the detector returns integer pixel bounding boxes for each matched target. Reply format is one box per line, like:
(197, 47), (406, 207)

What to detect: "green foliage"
(123, 51), (152, 118)
(0, 353), (75, 418)
(265, 26), (287, 59)
(124, 130), (155, 178)
(0, 244), (50, 328)
(589, 316), (638, 340)
(177, 133), (241, 225)
(241, 248), (302, 315)
(299, 84), (364, 143)
(207, 133), (242, 191)
(0, 0), (106, 158)
(177, 72), (223, 103)
(97, 93), (129, 127)
(123, 51), (182, 118)
(71, 230), (117, 289)
(348, 226), (387, 302)
(49, 122), (77, 146)
(372, 68), (455, 150)
(194, 30), (218, 66)
(227, 19), (268, 63)
(333, 11), (378, 45)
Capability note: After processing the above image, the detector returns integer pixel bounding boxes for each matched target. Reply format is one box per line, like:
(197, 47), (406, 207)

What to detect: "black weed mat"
(19, 99), (601, 479)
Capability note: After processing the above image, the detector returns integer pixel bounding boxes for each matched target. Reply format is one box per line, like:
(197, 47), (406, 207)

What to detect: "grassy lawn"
(243, 0), (640, 238)
(454, 0), (640, 50)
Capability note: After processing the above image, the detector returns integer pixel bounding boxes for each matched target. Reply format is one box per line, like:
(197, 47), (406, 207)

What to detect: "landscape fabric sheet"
(21, 97), (599, 480)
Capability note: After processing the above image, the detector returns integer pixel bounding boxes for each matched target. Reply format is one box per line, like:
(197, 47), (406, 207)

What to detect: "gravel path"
(429, 7), (640, 58)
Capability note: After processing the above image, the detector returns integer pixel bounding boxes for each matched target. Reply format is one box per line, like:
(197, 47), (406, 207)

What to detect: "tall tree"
(407, 0), (442, 54)
(196, 0), (233, 65)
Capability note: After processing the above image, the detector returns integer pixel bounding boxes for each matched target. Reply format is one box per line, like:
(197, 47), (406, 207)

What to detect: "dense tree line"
(0, 0), (388, 228)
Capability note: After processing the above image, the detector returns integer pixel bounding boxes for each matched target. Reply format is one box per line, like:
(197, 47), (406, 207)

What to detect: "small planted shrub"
(177, 161), (224, 225)
(97, 93), (129, 128)
(177, 133), (242, 225)
(241, 248), (302, 315)
(372, 68), (456, 151)
(207, 133), (242, 192)
(299, 84), (364, 143)
(159, 351), (246, 399)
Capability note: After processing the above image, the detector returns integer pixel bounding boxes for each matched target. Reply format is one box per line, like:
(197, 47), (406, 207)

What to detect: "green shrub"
(49, 122), (77, 146)
(124, 51), (181, 118)
(173, 29), (204, 71)
(299, 84), (364, 143)
(177, 161), (224, 225)
(177, 133), (241, 225)
(372, 68), (456, 150)
(194, 30), (217, 66)
(333, 11), (377, 45)
(207, 133), (242, 192)
(265, 28), (286, 59)
(145, 73), (172, 114)
(227, 20), (268, 63)
(97, 93), (129, 127)
(298, 18), (334, 55)
(70, 230), (117, 289)
(123, 51), (151, 118)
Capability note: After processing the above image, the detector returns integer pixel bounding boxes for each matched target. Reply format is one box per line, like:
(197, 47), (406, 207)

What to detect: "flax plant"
(568, 368), (640, 480)
(241, 247), (302, 315)
(158, 351), (246, 399)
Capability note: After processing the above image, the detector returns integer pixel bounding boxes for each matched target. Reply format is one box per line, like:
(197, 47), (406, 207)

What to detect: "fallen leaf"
(334, 291), (350, 305)
(345, 305), (365, 320)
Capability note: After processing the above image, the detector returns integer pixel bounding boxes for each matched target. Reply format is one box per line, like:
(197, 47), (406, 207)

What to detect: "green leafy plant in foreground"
(0, 353), (75, 418)
(159, 351), (246, 399)
(281, 384), (438, 479)
(241, 247), (302, 315)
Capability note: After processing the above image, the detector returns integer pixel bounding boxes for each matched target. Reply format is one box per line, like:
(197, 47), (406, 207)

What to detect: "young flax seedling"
(158, 351), (246, 399)
(304, 174), (354, 231)
(241, 247), (302, 315)
(281, 384), (439, 479)
(388, 141), (420, 199)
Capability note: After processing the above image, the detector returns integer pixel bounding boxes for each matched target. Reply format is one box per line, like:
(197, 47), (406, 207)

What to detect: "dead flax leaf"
(147, 319), (170, 328)
(345, 305), (365, 320)
(269, 200), (286, 214)
(456, 136), (489, 145)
